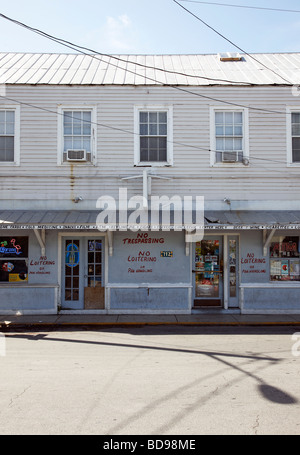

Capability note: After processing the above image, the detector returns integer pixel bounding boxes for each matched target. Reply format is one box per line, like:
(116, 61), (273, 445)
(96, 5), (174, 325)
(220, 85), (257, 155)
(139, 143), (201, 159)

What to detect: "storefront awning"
(0, 210), (300, 230)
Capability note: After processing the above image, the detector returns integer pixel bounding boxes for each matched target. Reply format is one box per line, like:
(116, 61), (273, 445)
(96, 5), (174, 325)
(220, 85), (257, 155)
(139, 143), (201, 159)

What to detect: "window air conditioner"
(67, 149), (87, 162)
(222, 151), (239, 163)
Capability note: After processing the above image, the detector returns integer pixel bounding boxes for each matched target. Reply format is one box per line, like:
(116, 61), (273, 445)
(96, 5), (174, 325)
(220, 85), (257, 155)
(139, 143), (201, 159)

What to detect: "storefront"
(0, 210), (299, 315)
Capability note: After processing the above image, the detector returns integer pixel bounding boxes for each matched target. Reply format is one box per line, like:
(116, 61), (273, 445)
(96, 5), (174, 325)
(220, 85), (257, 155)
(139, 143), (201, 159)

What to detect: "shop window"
(270, 236), (300, 281)
(0, 237), (28, 282)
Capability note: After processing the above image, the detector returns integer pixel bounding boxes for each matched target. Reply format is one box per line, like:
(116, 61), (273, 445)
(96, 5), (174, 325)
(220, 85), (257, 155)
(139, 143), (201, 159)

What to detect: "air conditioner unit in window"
(222, 151), (239, 163)
(67, 149), (87, 162)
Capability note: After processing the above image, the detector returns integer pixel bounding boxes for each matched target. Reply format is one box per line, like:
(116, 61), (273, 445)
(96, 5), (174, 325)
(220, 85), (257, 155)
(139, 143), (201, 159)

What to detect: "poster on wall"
(290, 259), (300, 277)
(0, 237), (28, 282)
(281, 260), (289, 276)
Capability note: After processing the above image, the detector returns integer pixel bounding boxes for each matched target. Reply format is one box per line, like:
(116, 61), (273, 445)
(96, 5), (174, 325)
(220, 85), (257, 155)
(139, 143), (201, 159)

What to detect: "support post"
(34, 229), (46, 256)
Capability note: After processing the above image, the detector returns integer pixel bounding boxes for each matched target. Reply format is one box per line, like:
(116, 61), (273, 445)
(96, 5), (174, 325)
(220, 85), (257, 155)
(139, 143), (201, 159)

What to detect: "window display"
(0, 237), (28, 282)
(270, 236), (300, 281)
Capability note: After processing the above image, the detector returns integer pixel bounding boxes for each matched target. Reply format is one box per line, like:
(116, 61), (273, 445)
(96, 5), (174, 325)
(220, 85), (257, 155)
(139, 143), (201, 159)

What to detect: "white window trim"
(210, 106), (249, 167)
(134, 105), (173, 167)
(57, 105), (97, 166)
(286, 106), (300, 167)
(0, 105), (20, 166)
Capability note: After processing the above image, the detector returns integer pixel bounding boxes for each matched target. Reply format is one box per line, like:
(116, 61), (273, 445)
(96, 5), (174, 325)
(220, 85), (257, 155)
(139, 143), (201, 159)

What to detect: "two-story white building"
(0, 51), (300, 315)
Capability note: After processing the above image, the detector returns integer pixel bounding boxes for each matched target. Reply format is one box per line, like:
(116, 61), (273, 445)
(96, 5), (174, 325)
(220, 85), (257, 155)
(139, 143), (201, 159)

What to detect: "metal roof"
(0, 52), (299, 86)
(0, 210), (300, 229)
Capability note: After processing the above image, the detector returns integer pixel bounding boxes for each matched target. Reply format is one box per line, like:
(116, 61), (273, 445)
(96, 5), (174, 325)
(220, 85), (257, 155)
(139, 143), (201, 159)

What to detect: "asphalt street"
(0, 325), (299, 435)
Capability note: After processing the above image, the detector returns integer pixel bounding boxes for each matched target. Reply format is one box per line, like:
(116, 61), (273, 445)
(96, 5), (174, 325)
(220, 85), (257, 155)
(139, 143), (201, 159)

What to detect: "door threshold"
(192, 307), (241, 314)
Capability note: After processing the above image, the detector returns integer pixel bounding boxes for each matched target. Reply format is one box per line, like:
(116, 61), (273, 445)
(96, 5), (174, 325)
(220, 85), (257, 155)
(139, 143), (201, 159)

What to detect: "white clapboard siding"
(0, 82), (299, 208)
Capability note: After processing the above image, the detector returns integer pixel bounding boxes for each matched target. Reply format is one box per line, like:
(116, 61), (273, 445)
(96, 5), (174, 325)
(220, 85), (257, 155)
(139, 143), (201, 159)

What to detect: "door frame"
(58, 232), (107, 312)
(192, 233), (240, 310)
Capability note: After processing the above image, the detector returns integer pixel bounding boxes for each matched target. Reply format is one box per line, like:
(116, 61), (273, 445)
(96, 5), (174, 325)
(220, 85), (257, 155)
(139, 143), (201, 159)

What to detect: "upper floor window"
(291, 112), (300, 163)
(210, 107), (249, 166)
(134, 106), (173, 166)
(0, 107), (20, 165)
(58, 107), (96, 165)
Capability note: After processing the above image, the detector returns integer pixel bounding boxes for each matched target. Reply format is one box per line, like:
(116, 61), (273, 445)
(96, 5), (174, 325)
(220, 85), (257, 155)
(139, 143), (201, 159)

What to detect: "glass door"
(194, 237), (223, 307)
(61, 237), (105, 310)
(62, 238), (84, 310)
(84, 239), (105, 309)
(228, 236), (239, 308)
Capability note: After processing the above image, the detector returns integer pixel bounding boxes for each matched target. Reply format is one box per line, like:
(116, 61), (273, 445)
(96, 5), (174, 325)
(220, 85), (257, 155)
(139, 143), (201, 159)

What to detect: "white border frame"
(209, 105), (249, 167)
(134, 105), (173, 167)
(57, 105), (97, 166)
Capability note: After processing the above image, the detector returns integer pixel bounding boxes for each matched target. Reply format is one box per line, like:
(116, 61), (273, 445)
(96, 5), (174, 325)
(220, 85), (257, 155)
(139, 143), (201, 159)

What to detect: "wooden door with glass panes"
(62, 237), (104, 310)
(84, 239), (104, 309)
(194, 237), (223, 307)
(62, 238), (84, 310)
(228, 236), (239, 308)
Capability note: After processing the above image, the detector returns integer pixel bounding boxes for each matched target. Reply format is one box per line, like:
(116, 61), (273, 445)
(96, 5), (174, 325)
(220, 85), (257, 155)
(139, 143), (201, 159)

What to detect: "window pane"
(149, 149), (158, 161)
(0, 137), (14, 161)
(292, 138), (300, 162)
(149, 123), (158, 135)
(140, 124), (148, 135)
(6, 111), (15, 123)
(215, 112), (223, 124)
(216, 126), (224, 136)
(234, 125), (243, 136)
(149, 112), (157, 123)
(225, 112), (233, 124)
(159, 123), (167, 135)
(234, 112), (242, 124)
(140, 112), (148, 123)
(225, 126), (233, 136)
(73, 137), (82, 149)
(83, 111), (91, 122)
(83, 138), (91, 152)
(216, 138), (224, 150)
(292, 124), (300, 136)
(292, 113), (300, 124)
(224, 138), (234, 150)
(233, 138), (242, 150)
(159, 112), (167, 123)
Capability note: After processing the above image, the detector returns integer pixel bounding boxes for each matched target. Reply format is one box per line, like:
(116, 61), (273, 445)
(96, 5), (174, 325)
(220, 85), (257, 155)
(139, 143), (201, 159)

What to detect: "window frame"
(0, 105), (20, 166)
(286, 107), (300, 166)
(269, 235), (300, 282)
(210, 106), (249, 167)
(134, 105), (173, 167)
(57, 105), (97, 166)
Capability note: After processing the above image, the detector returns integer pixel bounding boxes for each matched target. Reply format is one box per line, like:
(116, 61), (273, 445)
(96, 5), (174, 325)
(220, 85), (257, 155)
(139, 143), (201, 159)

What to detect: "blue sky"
(0, 0), (300, 55)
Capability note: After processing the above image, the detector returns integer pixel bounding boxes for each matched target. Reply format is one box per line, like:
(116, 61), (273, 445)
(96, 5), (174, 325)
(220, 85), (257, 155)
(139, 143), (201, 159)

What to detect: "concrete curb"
(1, 313), (300, 330)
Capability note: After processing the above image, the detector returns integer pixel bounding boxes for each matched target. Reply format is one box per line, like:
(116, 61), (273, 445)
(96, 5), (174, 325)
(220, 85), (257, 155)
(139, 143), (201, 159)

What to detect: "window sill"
(0, 161), (20, 166)
(135, 162), (173, 167)
(211, 162), (248, 168)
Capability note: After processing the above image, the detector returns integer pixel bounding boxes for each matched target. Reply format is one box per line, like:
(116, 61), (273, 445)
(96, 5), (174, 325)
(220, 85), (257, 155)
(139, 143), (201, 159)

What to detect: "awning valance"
(0, 210), (300, 230)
